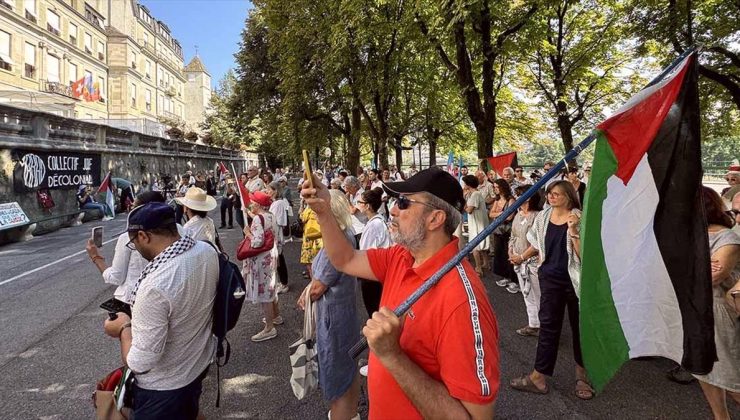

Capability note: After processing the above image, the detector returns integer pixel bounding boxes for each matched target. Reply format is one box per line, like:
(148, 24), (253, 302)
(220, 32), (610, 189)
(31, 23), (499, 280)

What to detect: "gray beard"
(390, 216), (426, 252)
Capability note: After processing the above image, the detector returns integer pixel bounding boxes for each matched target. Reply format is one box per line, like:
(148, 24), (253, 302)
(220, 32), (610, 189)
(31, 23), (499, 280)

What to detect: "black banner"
(12, 149), (101, 192)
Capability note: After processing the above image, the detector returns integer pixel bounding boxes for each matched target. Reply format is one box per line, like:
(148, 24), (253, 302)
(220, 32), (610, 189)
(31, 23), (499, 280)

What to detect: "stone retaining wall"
(0, 104), (250, 244)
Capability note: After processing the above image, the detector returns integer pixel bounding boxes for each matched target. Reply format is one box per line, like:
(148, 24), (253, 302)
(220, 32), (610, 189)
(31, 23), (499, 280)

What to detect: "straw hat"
(175, 187), (217, 212)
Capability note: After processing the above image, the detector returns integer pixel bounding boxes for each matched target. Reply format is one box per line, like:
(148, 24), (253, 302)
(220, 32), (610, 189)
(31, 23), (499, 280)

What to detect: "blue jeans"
(81, 202), (107, 215)
(130, 372), (205, 420)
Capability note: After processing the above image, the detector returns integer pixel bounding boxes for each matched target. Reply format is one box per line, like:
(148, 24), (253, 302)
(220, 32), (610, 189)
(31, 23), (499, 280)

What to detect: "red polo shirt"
(366, 238), (499, 419)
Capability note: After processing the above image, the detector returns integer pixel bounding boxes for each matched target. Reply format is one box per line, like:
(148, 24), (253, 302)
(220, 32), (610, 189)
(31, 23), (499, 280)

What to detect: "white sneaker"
(102, 216), (114, 221)
(496, 278), (510, 287)
(276, 284), (289, 294)
(506, 282), (521, 294)
(360, 365), (368, 377)
(262, 315), (284, 325)
(251, 328), (277, 342)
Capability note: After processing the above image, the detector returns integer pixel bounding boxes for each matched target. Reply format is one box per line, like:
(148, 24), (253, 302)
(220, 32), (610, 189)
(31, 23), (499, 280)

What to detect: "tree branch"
(493, 3), (539, 51)
(699, 65), (740, 110)
(708, 46), (740, 69)
(416, 13), (458, 73)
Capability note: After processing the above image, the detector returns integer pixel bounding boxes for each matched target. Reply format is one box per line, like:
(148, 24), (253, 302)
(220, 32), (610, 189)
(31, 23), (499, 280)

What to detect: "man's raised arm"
(301, 175), (378, 281)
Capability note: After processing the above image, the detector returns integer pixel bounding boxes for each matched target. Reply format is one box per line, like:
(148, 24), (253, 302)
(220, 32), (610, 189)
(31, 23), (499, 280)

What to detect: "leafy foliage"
(224, 0), (738, 168)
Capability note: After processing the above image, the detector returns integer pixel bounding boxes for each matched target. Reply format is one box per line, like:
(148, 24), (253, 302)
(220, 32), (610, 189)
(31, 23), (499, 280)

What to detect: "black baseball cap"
(383, 167), (465, 211)
(126, 202), (176, 232)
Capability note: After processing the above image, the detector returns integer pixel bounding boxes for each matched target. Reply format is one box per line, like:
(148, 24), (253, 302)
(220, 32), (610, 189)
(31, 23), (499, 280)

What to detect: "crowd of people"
(79, 157), (739, 420)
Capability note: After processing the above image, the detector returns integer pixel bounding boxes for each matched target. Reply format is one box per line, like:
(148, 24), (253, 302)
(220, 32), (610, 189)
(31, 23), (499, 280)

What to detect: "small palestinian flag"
(96, 171), (116, 218)
(579, 52), (715, 392)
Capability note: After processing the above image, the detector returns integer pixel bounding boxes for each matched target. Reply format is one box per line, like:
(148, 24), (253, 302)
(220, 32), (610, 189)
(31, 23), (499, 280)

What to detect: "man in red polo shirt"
(302, 167), (499, 419)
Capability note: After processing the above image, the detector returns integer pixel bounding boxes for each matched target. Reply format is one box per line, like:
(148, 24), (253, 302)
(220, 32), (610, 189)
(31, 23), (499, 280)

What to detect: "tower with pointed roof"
(184, 55), (211, 134)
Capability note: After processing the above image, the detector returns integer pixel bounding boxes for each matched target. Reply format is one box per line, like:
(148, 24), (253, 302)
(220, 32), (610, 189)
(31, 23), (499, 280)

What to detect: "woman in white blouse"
(85, 191), (165, 304)
(267, 181), (292, 294)
(175, 187), (217, 243)
(357, 187), (392, 317)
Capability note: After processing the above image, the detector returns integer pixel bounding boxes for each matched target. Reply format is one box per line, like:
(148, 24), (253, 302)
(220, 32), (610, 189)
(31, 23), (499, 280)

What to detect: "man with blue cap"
(102, 202), (219, 419)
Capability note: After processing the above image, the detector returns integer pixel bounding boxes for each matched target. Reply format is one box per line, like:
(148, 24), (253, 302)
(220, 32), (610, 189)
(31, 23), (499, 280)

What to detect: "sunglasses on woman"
(395, 195), (438, 211)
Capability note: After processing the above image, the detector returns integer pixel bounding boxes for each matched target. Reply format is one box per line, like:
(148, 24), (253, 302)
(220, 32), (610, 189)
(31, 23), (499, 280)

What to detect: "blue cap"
(126, 202), (176, 232)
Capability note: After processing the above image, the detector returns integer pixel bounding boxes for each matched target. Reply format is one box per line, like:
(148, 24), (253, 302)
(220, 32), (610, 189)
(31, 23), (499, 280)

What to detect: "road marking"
(0, 236), (119, 287)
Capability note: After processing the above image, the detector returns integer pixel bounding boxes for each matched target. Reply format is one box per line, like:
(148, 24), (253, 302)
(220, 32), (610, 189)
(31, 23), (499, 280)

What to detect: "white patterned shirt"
(127, 241), (219, 390)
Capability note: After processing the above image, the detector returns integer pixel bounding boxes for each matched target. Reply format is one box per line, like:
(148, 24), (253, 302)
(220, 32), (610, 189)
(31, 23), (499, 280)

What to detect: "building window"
(1, 0), (14, 11)
(47, 54), (60, 83)
(97, 40), (104, 60)
(84, 69), (92, 84)
(143, 32), (148, 46)
(145, 89), (152, 111)
(0, 31), (12, 71)
(84, 33), (92, 54)
(69, 22), (77, 45)
(131, 51), (137, 69)
(145, 60), (151, 79)
(47, 10), (60, 36)
(24, 42), (35, 78)
(67, 62), (77, 85)
(130, 83), (136, 108)
(24, 0), (36, 22)
(98, 76), (105, 97)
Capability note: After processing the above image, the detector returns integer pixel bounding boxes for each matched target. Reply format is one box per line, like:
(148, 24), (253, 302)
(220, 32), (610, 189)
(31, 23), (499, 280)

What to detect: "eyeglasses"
(125, 237), (137, 251)
(726, 178), (738, 182)
(357, 200), (367, 204)
(395, 195), (438, 211)
(729, 209), (740, 216)
(125, 231), (142, 251)
(547, 191), (562, 198)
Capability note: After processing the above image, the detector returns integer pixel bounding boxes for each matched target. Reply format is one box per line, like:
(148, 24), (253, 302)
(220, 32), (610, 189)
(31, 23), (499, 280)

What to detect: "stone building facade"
(107, 1), (186, 125)
(0, 0), (109, 119)
(0, 0), (209, 132)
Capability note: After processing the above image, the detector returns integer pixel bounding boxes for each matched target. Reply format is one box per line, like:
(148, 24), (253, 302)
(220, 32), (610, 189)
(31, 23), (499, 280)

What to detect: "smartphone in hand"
(92, 226), (103, 248)
(302, 150), (314, 189)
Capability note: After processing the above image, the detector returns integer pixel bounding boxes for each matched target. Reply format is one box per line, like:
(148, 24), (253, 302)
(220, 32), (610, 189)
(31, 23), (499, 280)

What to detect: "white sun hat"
(175, 187), (217, 212)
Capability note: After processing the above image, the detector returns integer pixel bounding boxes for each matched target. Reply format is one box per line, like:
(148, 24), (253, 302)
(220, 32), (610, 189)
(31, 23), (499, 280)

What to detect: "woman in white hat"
(175, 187), (217, 243)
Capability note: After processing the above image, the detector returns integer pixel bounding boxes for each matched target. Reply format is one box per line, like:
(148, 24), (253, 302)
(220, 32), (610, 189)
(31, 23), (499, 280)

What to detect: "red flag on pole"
(218, 161), (228, 174)
(231, 163), (250, 208)
(484, 152), (518, 177)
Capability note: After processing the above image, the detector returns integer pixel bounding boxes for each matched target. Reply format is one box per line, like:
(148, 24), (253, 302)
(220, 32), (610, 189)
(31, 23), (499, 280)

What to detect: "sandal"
(575, 379), (595, 400)
(516, 326), (540, 337)
(510, 374), (549, 394)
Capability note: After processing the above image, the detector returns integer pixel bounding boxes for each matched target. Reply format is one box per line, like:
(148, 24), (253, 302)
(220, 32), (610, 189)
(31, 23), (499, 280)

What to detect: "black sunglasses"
(396, 195), (438, 211)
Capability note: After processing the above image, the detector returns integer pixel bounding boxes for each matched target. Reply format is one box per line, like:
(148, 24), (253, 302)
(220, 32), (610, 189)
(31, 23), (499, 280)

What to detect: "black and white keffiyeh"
(128, 235), (196, 304)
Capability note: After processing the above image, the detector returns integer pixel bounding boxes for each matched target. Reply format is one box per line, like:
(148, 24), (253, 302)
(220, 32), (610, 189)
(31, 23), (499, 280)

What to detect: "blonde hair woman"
(298, 189), (361, 420)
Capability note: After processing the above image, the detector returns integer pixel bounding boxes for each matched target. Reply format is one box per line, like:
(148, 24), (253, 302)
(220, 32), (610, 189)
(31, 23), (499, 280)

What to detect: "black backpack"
(203, 241), (246, 406)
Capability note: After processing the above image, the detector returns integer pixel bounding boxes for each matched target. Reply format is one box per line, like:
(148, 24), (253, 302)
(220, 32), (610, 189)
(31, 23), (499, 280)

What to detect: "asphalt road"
(0, 207), (737, 419)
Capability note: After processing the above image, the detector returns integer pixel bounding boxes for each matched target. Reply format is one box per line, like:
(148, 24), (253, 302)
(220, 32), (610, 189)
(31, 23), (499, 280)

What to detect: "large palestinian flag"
(579, 52), (715, 392)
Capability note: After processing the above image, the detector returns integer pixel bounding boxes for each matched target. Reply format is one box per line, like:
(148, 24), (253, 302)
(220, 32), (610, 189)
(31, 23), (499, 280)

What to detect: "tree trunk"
(394, 141), (403, 170)
(475, 117), (495, 159)
(344, 105), (361, 173)
(556, 101), (575, 152)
